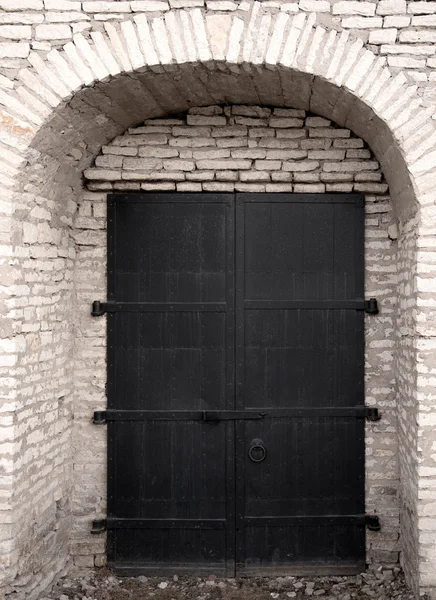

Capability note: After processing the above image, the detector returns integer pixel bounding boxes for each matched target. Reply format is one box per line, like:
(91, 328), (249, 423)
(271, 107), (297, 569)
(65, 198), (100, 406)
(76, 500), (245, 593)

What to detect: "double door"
(106, 192), (365, 575)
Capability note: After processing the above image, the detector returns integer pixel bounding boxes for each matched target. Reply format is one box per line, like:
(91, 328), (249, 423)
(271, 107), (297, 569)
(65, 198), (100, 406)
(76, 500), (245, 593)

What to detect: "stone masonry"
(1, 1), (436, 599)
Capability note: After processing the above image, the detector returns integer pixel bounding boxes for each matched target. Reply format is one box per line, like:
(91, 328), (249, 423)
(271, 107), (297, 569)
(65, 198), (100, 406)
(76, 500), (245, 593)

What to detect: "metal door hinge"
(364, 298), (379, 315)
(91, 300), (107, 316)
(365, 407), (381, 422)
(91, 518), (107, 534)
(366, 514), (381, 532)
(92, 410), (107, 425)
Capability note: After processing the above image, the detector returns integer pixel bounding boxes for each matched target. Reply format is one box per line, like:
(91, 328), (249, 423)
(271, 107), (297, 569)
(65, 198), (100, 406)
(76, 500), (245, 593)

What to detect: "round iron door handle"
(248, 439), (267, 463)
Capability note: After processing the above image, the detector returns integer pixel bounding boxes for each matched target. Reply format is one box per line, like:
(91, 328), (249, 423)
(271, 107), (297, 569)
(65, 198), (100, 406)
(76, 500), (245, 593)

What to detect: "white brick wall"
(0, 2), (435, 599)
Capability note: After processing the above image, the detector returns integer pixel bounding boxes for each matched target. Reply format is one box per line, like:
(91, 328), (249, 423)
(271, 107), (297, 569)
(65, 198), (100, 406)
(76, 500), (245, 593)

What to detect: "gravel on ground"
(39, 565), (421, 600)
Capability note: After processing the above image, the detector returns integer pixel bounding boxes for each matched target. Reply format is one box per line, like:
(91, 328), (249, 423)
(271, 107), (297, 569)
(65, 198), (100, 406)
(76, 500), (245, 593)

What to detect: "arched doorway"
(1, 8), (433, 597)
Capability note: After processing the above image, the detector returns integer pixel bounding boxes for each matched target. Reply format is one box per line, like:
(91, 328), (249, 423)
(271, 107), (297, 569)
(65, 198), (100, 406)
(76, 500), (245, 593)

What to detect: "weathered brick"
(265, 150), (307, 160)
(0, 25), (31, 39)
(265, 183), (294, 192)
(305, 116), (331, 127)
(102, 146), (138, 156)
(35, 24), (71, 40)
(400, 31), (436, 43)
(203, 182), (234, 192)
(354, 182), (389, 193)
(211, 126), (248, 138)
(216, 170), (238, 181)
(162, 159), (195, 171)
(0, 0), (42, 8)
(283, 161), (320, 172)
(269, 117), (304, 128)
(271, 172), (292, 182)
(320, 172), (353, 181)
(254, 159), (282, 170)
(192, 149), (230, 159)
(310, 128), (351, 139)
(333, 1), (376, 16)
(299, 0), (329, 12)
(294, 183), (326, 192)
(186, 171), (215, 181)
(173, 126), (211, 137)
(196, 159), (251, 170)
(186, 115), (227, 126)
(326, 183), (354, 192)
(388, 56), (426, 68)
(190, 105), (224, 115)
(376, 0), (407, 15)
(333, 139), (364, 149)
(0, 42), (29, 57)
(138, 147), (178, 158)
(249, 127), (275, 138)
(240, 170), (270, 182)
(83, 1), (131, 12)
(231, 105), (271, 118)
(123, 158), (163, 170)
(293, 172), (321, 182)
(231, 149), (266, 159)
(409, 2), (436, 14)
(131, 1), (169, 10)
(141, 182), (175, 190)
(233, 116), (269, 127)
(369, 29), (398, 45)
(95, 155), (123, 168)
(216, 138), (248, 148)
(384, 15), (410, 27)
(83, 168), (121, 180)
(297, 141), (338, 158)
(323, 161), (379, 172)
(341, 16), (383, 28)
(170, 138), (215, 148)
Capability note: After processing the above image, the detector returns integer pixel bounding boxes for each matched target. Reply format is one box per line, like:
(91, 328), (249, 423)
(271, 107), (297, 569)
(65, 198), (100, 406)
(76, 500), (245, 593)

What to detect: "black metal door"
(106, 192), (365, 576)
(235, 194), (365, 575)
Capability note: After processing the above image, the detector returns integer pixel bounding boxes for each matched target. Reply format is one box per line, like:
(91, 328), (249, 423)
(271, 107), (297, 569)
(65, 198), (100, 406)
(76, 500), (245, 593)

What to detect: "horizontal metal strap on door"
(237, 193), (363, 206)
(106, 518), (226, 530)
(105, 516), (367, 529)
(99, 301), (228, 313)
(93, 300), (378, 313)
(245, 300), (368, 310)
(244, 515), (367, 528)
(101, 407), (372, 422)
(108, 193), (234, 205)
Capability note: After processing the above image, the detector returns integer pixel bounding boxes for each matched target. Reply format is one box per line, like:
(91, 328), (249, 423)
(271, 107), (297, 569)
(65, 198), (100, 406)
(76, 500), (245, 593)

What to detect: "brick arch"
(0, 8), (432, 219)
(0, 6), (434, 600)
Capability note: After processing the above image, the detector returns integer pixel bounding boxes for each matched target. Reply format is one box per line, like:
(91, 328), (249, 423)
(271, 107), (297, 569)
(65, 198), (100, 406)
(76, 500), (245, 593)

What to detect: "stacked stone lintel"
(84, 105), (390, 195)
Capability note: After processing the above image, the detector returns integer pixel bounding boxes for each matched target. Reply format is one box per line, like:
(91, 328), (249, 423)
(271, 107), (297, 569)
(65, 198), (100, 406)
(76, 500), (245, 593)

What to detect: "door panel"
(110, 421), (228, 518)
(110, 312), (227, 410)
(236, 194), (365, 573)
(244, 198), (360, 301)
(113, 200), (228, 302)
(107, 193), (235, 575)
(106, 192), (365, 575)
(243, 417), (364, 517)
(243, 524), (365, 573)
(244, 309), (363, 408)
